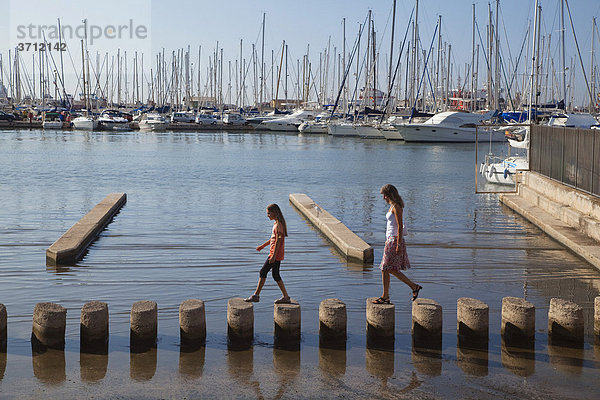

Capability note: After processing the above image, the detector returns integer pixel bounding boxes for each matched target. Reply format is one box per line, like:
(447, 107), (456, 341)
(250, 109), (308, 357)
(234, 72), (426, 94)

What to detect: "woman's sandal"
(412, 285), (423, 301)
(372, 296), (391, 304)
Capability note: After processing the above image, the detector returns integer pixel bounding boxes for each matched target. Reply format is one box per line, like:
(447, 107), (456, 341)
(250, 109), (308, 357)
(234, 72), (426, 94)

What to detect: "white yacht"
(41, 112), (64, 129)
(72, 114), (99, 130)
(138, 113), (168, 131)
(99, 110), (131, 131)
(356, 123), (385, 138)
(399, 111), (503, 142)
(327, 121), (359, 136)
(298, 121), (328, 134)
(480, 112), (600, 185)
(261, 109), (318, 131)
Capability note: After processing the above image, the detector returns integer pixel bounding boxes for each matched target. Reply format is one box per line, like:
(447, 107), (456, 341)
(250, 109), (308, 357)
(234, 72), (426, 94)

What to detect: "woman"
(373, 184), (422, 304)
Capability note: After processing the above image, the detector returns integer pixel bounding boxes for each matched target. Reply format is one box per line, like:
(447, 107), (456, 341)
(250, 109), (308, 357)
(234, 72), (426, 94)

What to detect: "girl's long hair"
(380, 184), (404, 209)
(267, 203), (288, 236)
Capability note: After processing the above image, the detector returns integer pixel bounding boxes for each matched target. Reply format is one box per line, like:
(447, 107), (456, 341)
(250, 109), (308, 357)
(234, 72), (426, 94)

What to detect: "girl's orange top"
(269, 222), (285, 261)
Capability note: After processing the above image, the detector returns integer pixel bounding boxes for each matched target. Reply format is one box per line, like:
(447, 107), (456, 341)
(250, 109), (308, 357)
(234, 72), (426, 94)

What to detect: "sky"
(1, 0), (600, 107)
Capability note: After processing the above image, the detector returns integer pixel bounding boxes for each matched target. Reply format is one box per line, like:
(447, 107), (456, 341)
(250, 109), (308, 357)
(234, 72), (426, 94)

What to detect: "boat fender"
(504, 168), (509, 179)
(488, 166), (495, 178)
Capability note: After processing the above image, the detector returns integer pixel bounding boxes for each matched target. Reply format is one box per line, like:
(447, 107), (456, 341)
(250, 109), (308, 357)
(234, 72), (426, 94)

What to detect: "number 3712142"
(17, 42), (66, 51)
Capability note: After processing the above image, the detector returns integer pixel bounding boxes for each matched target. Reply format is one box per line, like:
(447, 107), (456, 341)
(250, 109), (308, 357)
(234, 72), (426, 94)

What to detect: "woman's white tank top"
(385, 210), (398, 238)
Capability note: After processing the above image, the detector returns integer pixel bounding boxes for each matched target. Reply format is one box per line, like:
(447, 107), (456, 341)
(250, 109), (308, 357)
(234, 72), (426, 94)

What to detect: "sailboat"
(72, 24), (98, 131)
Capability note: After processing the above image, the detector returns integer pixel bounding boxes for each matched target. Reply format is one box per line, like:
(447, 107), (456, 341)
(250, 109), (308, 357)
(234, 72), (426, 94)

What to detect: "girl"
(244, 203), (291, 304)
(373, 184), (422, 304)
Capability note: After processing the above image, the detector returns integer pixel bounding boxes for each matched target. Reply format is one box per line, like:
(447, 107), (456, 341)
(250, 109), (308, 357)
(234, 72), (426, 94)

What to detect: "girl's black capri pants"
(260, 258), (282, 281)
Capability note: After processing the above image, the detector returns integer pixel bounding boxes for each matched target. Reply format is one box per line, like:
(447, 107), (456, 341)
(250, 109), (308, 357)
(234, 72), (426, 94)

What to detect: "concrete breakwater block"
(457, 297), (489, 343)
(179, 299), (206, 344)
(274, 300), (301, 341)
(32, 302), (67, 349)
(130, 301), (157, 344)
(319, 299), (347, 343)
(289, 193), (374, 263)
(0, 304), (6, 344)
(501, 297), (535, 342)
(366, 297), (395, 339)
(548, 298), (584, 344)
(227, 298), (253, 342)
(46, 192), (127, 266)
(81, 301), (109, 344)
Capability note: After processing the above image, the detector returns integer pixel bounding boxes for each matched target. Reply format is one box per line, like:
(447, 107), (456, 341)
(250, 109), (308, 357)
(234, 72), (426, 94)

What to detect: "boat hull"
(400, 125), (506, 142)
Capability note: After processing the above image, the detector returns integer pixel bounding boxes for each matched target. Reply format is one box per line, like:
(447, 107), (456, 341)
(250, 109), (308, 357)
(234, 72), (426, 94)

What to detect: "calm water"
(1, 128), (599, 398)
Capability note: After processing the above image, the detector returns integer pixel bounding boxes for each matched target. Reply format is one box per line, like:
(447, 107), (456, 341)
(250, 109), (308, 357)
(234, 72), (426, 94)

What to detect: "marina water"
(1, 128), (599, 398)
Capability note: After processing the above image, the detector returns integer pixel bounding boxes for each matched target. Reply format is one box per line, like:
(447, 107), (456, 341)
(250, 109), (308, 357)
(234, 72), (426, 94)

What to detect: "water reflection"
(273, 347), (300, 398)
(32, 344), (66, 384)
(179, 345), (205, 379)
(500, 339), (535, 377)
(366, 348), (394, 391)
(547, 343), (584, 375)
(227, 347), (262, 398)
(318, 347), (346, 377)
(411, 344), (442, 376)
(80, 350), (108, 382)
(130, 347), (157, 381)
(456, 339), (488, 377)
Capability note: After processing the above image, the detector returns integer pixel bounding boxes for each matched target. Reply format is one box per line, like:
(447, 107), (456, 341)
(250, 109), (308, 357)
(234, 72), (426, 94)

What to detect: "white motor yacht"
(72, 114), (99, 130)
(99, 110), (131, 131)
(480, 112), (599, 185)
(261, 109), (318, 131)
(298, 121), (328, 134)
(138, 113), (168, 131)
(400, 111), (503, 142)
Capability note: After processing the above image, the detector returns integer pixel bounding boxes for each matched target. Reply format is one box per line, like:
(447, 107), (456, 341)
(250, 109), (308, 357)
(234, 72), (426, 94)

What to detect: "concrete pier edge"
(289, 193), (374, 263)
(500, 172), (600, 271)
(46, 193), (127, 266)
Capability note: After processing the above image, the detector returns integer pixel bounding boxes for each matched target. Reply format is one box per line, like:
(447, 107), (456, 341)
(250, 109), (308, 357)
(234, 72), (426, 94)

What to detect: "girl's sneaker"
(244, 294), (260, 302)
(274, 296), (291, 304)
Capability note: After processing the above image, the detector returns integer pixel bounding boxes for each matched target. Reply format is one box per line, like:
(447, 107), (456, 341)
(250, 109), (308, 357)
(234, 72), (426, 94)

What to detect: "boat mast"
(388, 0), (397, 114)
(560, 0), (567, 109)
(528, 0), (539, 124)
(590, 17), (596, 113)
(471, 4), (475, 111)
(494, 0), (500, 111)
(260, 13), (265, 112)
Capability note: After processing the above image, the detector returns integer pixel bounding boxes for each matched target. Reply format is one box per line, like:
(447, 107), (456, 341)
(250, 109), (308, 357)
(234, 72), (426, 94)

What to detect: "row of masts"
(1, 2), (598, 114)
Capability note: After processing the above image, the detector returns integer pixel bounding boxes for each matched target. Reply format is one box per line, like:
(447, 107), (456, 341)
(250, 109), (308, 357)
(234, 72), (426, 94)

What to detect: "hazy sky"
(2, 0), (599, 105)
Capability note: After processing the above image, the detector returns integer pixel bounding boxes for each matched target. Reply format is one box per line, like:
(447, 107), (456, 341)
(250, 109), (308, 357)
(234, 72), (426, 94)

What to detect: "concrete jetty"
(500, 171), (600, 270)
(289, 193), (373, 262)
(46, 193), (127, 265)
